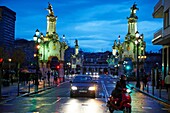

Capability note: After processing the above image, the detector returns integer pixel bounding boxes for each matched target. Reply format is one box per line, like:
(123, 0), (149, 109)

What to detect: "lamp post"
(33, 29), (41, 92)
(0, 58), (3, 98)
(135, 31), (142, 88)
(8, 58), (12, 85)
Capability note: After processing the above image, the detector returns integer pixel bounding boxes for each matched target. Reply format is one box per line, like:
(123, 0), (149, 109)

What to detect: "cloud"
(2, 0), (163, 52)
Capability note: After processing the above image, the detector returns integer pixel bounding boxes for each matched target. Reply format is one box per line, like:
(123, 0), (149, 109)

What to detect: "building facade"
(152, 0), (170, 79)
(0, 6), (16, 52)
(82, 51), (110, 75)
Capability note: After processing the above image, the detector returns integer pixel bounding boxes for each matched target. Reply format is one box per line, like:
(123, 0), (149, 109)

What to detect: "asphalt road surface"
(0, 75), (169, 113)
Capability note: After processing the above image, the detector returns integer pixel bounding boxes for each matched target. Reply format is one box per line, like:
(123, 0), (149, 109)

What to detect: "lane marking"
(41, 97), (61, 106)
(3, 104), (13, 106)
(162, 108), (170, 110)
(27, 112), (39, 113)
(22, 104), (34, 106)
(142, 106), (152, 109)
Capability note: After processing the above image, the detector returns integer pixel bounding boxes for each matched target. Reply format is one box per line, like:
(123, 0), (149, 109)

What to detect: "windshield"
(73, 76), (93, 83)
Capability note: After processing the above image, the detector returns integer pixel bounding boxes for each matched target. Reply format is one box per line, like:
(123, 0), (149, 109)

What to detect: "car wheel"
(91, 93), (95, 98)
(70, 92), (74, 98)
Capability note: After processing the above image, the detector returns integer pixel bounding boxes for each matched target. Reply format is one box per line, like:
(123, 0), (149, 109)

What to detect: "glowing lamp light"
(135, 31), (140, 38)
(38, 38), (41, 43)
(0, 58), (3, 63)
(33, 34), (37, 41)
(36, 45), (40, 49)
(35, 29), (40, 36)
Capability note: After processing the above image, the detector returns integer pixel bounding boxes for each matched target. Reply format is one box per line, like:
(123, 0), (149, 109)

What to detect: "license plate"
(79, 90), (87, 93)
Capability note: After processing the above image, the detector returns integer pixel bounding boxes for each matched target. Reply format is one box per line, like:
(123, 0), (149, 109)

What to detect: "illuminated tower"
(46, 2), (57, 35)
(33, 3), (68, 82)
(75, 39), (79, 55)
(127, 3), (139, 36)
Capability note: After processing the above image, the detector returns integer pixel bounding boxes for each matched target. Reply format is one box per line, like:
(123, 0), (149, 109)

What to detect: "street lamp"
(33, 29), (41, 92)
(135, 31), (142, 88)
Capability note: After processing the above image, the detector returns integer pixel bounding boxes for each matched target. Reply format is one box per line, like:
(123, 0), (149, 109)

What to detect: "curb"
(128, 84), (170, 105)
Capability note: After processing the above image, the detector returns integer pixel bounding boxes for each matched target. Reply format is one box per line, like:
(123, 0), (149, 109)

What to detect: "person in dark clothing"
(142, 75), (148, 87)
(111, 81), (122, 106)
(120, 75), (126, 88)
(47, 71), (50, 82)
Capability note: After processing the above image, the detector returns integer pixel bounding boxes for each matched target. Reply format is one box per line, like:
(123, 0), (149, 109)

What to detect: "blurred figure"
(110, 81), (122, 106)
(142, 74), (148, 88)
(165, 71), (170, 100)
(47, 71), (51, 82)
(120, 74), (126, 88)
(165, 71), (170, 92)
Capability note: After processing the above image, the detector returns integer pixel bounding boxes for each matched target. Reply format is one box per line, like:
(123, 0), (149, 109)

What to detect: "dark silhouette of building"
(0, 6), (16, 52)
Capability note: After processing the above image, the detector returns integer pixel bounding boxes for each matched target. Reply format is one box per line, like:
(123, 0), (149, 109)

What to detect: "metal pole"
(0, 63), (2, 98)
(35, 44), (39, 92)
(151, 68), (155, 95)
(17, 81), (19, 96)
(136, 43), (140, 88)
(147, 82), (149, 93)
(159, 81), (161, 98)
(28, 80), (30, 93)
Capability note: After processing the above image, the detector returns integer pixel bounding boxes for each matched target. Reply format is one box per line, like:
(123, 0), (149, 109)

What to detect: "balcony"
(152, 28), (163, 45)
(153, 0), (164, 18)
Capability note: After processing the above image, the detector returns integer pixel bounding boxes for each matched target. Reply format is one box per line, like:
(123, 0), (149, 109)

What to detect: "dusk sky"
(1, 0), (162, 52)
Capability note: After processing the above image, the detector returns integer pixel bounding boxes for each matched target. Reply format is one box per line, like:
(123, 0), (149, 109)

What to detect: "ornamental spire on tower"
(46, 2), (54, 16)
(127, 3), (139, 36)
(46, 3), (58, 36)
(75, 39), (79, 55)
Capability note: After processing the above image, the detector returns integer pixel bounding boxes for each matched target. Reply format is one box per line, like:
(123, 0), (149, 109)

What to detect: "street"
(0, 75), (170, 113)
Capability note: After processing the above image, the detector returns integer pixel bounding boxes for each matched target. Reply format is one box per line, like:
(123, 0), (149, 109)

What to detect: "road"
(0, 75), (169, 113)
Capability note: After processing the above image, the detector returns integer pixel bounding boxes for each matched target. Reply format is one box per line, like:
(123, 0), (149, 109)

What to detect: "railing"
(153, 28), (163, 41)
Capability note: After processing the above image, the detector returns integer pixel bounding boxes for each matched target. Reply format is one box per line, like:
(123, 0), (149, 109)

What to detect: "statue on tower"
(46, 2), (54, 16)
(75, 39), (78, 46)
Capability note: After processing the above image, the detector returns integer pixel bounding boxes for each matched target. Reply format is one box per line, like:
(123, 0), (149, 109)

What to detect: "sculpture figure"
(46, 2), (54, 16)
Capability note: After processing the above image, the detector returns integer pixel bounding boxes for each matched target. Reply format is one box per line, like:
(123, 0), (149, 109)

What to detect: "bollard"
(17, 81), (20, 96)
(159, 83), (161, 98)
(28, 81), (30, 93)
(152, 85), (154, 95)
(43, 80), (45, 89)
(147, 82), (149, 93)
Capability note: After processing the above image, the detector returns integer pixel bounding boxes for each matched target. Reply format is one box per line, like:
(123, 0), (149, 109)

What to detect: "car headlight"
(88, 86), (95, 91)
(71, 86), (77, 90)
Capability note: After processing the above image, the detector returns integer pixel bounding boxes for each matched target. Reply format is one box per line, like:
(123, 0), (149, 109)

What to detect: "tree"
(12, 49), (25, 77)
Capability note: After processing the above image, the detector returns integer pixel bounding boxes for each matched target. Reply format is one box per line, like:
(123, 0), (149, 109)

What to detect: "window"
(164, 9), (169, 28)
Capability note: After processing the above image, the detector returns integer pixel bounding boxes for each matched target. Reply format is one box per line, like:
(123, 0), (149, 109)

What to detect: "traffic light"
(56, 65), (60, 70)
(0, 58), (3, 67)
(125, 65), (131, 70)
(0, 58), (3, 63)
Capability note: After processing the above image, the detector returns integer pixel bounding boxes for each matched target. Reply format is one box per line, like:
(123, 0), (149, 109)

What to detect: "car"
(70, 75), (97, 98)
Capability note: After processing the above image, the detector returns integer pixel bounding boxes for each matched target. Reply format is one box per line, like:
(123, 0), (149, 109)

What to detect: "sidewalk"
(0, 76), (61, 104)
(128, 81), (170, 105)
